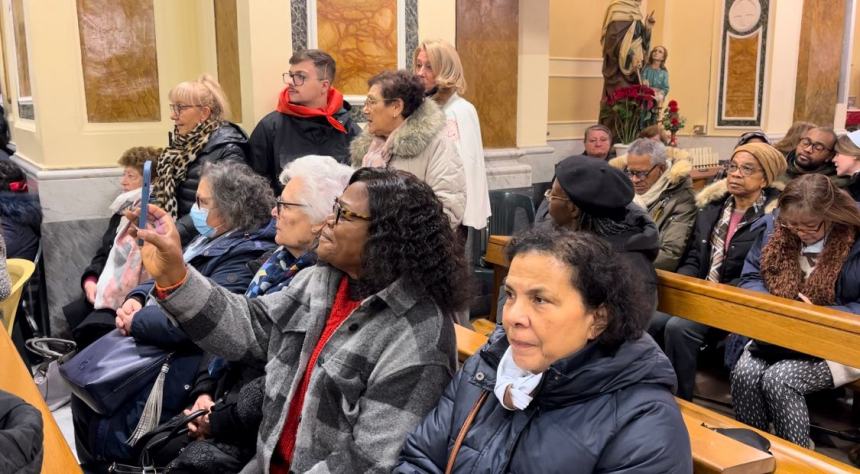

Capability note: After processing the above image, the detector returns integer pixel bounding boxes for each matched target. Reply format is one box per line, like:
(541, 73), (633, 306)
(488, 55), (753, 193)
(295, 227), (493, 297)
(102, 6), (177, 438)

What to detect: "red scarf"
(276, 86), (347, 134)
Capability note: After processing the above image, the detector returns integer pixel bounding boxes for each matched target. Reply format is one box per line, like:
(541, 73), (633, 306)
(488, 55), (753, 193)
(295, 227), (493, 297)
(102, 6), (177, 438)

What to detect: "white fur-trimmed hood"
(350, 99), (447, 166)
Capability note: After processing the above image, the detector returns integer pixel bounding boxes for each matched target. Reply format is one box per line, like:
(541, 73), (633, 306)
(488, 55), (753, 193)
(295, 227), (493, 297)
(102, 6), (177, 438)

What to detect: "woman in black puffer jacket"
(152, 74), (252, 244)
(396, 228), (691, 473)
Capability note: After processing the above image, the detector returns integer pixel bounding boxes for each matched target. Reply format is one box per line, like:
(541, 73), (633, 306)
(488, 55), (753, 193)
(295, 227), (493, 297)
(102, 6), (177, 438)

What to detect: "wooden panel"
(679, 399), (859, 473)
(316, 0), (398, 96)
(682, 413), (775, 473)
(794, 0), (846, 125)
(214, 0), (241, 122)
(656, 270), (860, 367)
(10, 0), (30, 97)
(0, 327), (82, 474)
(456, 0), (518, 148)
(454, 324), (487, 362)
(76, 0), (160, 122)
(724, 33), (759, 119)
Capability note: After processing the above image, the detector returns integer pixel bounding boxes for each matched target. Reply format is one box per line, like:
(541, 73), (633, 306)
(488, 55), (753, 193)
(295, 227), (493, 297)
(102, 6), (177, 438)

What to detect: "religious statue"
(600, 0), (655, 114)
(641, 45), (669, 106)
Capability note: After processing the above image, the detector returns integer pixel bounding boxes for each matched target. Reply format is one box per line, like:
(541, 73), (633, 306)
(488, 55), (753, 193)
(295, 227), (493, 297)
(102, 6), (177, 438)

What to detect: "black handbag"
(107, 409), (208, 473)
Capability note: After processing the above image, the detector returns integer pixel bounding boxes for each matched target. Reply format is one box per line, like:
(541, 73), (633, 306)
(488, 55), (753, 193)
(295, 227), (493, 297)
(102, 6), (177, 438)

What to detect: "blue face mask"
(190, 203), (216, 237)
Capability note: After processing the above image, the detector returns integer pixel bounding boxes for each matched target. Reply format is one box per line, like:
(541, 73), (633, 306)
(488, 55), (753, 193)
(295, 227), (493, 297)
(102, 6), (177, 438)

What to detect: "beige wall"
(850, 0), (860, 108)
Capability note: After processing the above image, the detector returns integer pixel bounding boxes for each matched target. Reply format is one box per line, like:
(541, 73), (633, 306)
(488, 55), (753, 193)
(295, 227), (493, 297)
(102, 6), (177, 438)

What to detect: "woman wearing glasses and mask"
(73, 161), (276, 470)
(155, 74), (253, 244)
(650, 142), (786, 401)
(733, 173), (860, 448)
(130, 168), (468, 473)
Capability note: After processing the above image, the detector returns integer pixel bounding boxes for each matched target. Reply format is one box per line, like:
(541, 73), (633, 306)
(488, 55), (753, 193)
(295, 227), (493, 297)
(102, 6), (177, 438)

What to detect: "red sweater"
(270, 276), (360, 473)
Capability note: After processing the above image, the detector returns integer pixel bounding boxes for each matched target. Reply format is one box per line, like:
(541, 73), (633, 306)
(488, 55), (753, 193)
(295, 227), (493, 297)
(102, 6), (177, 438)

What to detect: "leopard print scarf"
(154, 119), (220, 218)
(760, 222), (856, 305)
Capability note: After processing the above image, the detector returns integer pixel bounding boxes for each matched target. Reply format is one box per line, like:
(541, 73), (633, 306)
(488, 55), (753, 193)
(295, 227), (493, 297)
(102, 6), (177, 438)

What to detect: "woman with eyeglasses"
(154, 74), (253, 244)
(72, 161), (276, 470)
(164, 155), (354, 472)
(352, 70), (466, 227)
(129, 167), (468, 472)
(649, 142), (786, 401)
(732, 173), (860, 448)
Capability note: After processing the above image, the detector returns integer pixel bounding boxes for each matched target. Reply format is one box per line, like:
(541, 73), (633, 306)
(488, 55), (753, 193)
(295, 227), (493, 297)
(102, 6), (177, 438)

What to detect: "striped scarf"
(706, 192), (766, 282)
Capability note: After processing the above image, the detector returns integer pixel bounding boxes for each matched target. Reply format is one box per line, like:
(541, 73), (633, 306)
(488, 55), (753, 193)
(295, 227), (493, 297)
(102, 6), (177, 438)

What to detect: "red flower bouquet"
(600, 84), (661, 144)
(661, 100), (686, 147)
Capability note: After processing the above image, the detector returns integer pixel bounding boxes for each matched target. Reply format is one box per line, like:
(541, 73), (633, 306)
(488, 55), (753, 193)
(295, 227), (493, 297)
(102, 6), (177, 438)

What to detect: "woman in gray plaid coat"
(132, 167), (469, 473)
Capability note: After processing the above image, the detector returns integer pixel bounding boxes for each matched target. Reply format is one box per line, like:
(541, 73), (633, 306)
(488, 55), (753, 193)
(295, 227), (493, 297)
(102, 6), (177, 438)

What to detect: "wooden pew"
(0, 326), (81, 473)
(482, 234), (860, 473)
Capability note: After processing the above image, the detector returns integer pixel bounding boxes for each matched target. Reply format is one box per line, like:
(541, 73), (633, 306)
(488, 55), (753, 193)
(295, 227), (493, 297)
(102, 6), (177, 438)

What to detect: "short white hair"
(279, 155), (354, 223)
(627, 138), (667, 166)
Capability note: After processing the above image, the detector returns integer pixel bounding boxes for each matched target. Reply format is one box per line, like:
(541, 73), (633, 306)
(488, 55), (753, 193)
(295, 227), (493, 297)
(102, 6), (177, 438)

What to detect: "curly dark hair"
(367, 70), (425, 118)
(118, 146), (162, 179)
(349, 167), (469, 316)
(505, 227), (648, 348)
(201, 161), (275, 232)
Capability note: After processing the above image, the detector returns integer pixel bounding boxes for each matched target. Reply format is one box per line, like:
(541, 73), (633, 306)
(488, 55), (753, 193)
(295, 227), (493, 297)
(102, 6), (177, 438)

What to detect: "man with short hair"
(583, 124), (615, 160)
(611, 138), (696, 271)
(781, 126), (848, 187)
(248, 49), (362, 191)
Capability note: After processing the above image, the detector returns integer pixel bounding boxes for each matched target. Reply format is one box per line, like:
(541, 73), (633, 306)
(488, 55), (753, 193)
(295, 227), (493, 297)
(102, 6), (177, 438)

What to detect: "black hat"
(554, 155), (633, 218)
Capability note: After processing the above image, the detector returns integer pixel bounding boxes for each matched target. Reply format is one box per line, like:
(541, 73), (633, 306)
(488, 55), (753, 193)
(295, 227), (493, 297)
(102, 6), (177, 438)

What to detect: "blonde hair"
(168, 74), (231, 122)
(835, 134), (860, 158)
(413, 39), (467, 95)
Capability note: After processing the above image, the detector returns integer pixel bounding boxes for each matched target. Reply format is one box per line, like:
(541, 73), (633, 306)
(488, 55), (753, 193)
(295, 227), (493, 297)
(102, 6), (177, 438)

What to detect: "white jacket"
(441, 93), (491, 229)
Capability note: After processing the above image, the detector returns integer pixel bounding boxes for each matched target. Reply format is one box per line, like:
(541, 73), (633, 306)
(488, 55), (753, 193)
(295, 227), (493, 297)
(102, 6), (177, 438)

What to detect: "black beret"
(554, 155), (633, 218)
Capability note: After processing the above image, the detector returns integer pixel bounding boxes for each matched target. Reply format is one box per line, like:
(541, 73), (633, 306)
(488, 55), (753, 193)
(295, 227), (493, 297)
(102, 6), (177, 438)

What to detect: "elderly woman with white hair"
(164, 155), (355, 472)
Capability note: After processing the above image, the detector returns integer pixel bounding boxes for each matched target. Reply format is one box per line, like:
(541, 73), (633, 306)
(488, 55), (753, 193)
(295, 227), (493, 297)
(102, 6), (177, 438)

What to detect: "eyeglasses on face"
(332, 198), (370, 225)
(543, 189), (569, 202)
(169, 103), (201, 114)
(275, 198), (306, 216)
(195, 195), (213, 209)
(364, 96), (396, 108)
(799, 137), (833, 154)
(625, 164), (660, 180)
(779, 218), (825, 234)
(726, 162), (763, 177)
(282, 71), (327, 87)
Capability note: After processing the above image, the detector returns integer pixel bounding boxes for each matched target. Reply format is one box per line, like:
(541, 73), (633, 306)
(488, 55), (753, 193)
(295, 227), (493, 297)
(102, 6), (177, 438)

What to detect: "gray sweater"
(159, 264), (456, 473)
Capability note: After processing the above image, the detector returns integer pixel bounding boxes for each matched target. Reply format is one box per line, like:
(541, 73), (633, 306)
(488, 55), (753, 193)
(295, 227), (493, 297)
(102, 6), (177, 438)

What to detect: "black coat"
(0, 191), (41, 261)
(247, 105), (361, 192)
(676, 181), (780, 285)
(0, 390), (43, 474)
(396, 329), (691, 473)
(175, 122), (251, 241)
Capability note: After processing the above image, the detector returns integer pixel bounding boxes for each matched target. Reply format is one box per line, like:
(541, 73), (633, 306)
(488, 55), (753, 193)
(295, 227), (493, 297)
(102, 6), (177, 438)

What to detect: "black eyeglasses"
(625, 164), (660, 180)
(282, 72), (327, 87)
(169, 103), (201, 114)
(779, 219), (825, 234)
(799, 137), (833, 153)
(275, 198), (306, 216)
(332, 198), (370, 225)
(726, 162), (763, 177)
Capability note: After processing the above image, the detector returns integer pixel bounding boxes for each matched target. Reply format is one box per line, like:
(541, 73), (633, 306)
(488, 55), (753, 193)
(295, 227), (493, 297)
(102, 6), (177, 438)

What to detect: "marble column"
(794, 0), (847, 125)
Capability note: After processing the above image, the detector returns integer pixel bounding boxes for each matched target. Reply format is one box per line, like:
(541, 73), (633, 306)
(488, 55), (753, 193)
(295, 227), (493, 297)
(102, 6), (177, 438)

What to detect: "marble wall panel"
(724, 33), (759, 119)
(76, 0), (160, 122)
(794, 0), (845, 125)
(317, 0), (398, 95)
(456, 0), (518, 148)
(215, 0), (242, 122)
(10, 0), (30, 97)
(42, 218), (109, 337)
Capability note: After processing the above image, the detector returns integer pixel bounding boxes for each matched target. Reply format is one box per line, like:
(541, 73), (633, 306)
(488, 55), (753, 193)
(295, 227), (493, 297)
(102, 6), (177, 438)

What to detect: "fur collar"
(695, 178), (784, 213)
(350, 99), (446, 166)
(608, 154), (693, 188)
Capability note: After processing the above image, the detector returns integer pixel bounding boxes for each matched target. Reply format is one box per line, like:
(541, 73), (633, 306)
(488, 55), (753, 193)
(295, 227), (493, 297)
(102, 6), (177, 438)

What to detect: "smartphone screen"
(137, 160), (152, 246)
